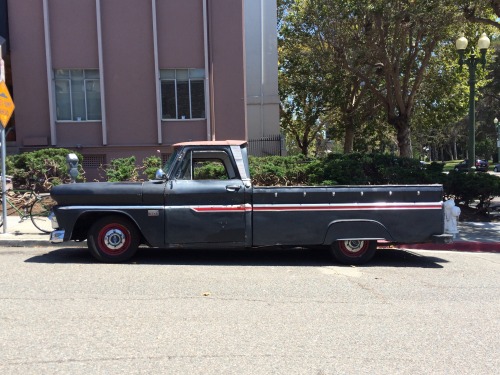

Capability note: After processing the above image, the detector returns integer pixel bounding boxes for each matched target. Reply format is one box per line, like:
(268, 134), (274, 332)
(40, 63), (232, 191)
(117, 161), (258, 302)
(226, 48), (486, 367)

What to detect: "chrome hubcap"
(343, 240), (363, 253)
(103, 229), (126, 249)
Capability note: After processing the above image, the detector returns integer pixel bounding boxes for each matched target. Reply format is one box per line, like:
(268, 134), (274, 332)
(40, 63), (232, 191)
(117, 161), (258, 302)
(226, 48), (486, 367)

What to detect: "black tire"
(30, 195), (56, 233)
(330, 240), (377, 265)
(87, 215), (140, 263)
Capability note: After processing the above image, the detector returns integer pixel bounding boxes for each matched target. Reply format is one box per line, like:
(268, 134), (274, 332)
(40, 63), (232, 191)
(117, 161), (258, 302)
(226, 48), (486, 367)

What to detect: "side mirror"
(155, 169), (167, 180)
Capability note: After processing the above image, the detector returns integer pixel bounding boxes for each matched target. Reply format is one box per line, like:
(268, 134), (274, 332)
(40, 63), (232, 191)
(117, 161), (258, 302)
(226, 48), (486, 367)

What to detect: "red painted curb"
(394, 242), (500, 253)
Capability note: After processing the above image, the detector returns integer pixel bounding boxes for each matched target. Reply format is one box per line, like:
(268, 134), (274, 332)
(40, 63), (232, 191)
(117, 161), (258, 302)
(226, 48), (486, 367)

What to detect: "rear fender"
(323, 219), (393, 245)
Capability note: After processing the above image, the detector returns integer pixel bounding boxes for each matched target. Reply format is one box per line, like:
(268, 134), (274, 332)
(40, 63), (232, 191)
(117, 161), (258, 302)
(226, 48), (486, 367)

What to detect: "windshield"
(162, 149), (180, 178)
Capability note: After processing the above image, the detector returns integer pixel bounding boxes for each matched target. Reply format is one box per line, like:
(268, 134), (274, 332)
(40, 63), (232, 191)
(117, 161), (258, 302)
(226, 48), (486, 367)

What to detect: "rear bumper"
(50, 230), (65, 243)
(432, 234), (454, 244)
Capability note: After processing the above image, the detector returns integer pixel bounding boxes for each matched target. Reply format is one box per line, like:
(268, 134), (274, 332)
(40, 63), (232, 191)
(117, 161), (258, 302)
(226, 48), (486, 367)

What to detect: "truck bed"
(251, 185), (444, 246)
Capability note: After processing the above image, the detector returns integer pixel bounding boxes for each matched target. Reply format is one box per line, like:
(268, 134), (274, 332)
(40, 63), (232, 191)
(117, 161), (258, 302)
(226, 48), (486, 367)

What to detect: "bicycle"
(0, 189), (56, 233)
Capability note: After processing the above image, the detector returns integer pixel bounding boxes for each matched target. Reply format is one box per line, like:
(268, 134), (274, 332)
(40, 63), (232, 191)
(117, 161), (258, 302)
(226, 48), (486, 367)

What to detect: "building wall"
(7, 0), (279, 179)
(244, 0), (280, 140)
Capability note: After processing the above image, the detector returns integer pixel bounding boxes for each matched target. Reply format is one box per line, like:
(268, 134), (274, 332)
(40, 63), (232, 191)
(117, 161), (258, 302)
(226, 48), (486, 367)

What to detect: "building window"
(54, 69), (101, 121)
(160, 69), (205, 120)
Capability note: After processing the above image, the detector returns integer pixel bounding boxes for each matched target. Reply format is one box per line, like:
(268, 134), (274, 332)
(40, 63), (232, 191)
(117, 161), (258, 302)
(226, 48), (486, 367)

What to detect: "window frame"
(54, 69), (102, 123)
(160, 69), (205, 121)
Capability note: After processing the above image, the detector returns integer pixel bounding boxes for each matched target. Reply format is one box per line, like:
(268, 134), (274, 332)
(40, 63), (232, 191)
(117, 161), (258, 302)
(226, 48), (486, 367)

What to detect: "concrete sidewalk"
(400, 221), (500, 253)
(0, 216), (82, 248)
(0, 215), (499, 252)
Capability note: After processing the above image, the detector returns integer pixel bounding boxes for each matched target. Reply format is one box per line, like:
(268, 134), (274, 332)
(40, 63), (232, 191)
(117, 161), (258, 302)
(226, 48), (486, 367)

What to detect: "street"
(0, 245), (499, 374)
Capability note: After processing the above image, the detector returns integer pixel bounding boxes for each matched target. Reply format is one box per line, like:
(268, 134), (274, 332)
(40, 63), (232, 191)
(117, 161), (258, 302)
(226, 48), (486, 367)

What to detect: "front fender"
(53, 207), (158, 245)
(323, 219), (393, 245)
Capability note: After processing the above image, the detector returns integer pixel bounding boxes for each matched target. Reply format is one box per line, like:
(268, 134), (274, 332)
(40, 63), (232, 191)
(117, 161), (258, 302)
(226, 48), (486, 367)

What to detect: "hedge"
(6, 149), (500, 212)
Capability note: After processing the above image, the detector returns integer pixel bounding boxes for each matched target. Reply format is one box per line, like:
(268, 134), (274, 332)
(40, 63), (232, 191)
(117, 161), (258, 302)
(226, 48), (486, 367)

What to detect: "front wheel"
(88, 216), (140, 263)
(330, 240), (377, 265)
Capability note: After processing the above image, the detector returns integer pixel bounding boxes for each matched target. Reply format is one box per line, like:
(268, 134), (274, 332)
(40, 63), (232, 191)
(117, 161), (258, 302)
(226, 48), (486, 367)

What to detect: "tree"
(279, 38), (330, 156)
(302, 0), (466, 157)
(459, 0), (500, 30)
(279, 0), (381, 155)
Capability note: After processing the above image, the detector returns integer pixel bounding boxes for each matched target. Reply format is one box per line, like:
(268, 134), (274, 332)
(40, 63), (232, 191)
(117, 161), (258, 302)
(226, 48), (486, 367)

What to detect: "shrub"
(6, 148), (84, 191)
(443, 171), (500, 211)
(306, 154), (369, 185)
(248, 155), (309, 186)
(193, 161), (228, 180)
(103, 156), (139, 182)
(143, 156), (162, 180)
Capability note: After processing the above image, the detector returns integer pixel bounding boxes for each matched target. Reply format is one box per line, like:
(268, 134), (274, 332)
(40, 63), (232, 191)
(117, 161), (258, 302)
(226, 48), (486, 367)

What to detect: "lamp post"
(455, 33), (490, 169)
(495, 117), (499, 163)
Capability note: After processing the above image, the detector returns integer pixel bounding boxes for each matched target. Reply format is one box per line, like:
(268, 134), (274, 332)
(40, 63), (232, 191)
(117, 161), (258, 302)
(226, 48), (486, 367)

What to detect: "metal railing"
(247, 135), (283, 156)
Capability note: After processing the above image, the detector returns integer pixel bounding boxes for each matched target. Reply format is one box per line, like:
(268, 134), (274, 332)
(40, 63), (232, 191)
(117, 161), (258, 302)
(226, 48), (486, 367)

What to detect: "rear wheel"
(88, 216), (140, 263)
(331, 240), (377, 265)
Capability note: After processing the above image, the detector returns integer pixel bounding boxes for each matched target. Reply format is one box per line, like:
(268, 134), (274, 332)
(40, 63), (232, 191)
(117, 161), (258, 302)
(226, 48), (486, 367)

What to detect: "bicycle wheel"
(30, 195), (56, 233)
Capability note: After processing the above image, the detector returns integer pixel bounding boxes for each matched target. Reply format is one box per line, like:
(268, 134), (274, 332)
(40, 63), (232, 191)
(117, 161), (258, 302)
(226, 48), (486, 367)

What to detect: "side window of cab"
(175, 149), (238, 180)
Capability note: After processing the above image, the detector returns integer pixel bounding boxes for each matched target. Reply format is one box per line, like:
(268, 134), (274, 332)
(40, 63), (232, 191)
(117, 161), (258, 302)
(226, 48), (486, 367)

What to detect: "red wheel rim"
(338, 240), (369, 258)
(97, 223), (131, 256)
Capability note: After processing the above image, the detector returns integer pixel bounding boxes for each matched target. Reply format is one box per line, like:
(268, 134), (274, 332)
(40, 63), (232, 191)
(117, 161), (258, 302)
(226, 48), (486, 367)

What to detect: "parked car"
(475, 159), (489, 172)
(454, 159), (489, 172)
(494, 164), (500, 173)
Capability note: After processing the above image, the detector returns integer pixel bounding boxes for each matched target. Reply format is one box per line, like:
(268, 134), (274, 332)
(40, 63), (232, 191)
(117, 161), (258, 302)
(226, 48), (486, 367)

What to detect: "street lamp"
(455, 33), (491, 169)
(495, 117), (499, 163)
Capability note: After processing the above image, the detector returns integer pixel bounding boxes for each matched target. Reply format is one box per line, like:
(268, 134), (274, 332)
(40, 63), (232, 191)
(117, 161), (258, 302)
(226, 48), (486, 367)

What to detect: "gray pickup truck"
(50, 140), (453, 264)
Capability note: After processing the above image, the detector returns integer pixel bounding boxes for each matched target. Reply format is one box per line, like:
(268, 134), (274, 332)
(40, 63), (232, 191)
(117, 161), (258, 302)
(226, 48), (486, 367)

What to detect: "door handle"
(226, 185), (241, 192)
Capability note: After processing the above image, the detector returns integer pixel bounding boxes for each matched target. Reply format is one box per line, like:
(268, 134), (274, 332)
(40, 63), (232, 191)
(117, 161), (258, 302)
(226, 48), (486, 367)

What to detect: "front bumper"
(50, 230), (65, 243)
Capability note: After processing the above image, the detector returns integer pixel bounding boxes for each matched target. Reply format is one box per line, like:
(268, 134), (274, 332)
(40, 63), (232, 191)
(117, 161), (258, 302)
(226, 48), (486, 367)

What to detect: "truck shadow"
(25, 247), (447, 268)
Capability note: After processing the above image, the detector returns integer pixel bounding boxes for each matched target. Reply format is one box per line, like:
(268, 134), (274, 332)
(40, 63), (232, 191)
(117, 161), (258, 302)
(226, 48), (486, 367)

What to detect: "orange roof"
(173, 140), (247, 147)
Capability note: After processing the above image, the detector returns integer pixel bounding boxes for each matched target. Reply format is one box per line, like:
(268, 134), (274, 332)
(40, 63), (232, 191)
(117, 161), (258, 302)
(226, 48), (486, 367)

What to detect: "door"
(165, 149), (247, 245)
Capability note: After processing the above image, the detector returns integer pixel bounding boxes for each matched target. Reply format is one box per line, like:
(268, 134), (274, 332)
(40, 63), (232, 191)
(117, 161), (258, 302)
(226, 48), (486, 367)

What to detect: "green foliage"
(103, 156), (138, 182)
(142, 156), (162, 180)
(249, 155), (310, 186)
(6, 148), (84, 191)
(443, 170), (500, 210)
(193, 161), (228, 180)
(306, 154), (369, 185)
(305, 153), (435, 185)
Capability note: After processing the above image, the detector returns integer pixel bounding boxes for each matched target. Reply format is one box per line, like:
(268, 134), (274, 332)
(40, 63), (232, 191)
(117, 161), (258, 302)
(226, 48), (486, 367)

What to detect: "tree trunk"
(343, 117), (355, 154)
(391, 115), (412, 158)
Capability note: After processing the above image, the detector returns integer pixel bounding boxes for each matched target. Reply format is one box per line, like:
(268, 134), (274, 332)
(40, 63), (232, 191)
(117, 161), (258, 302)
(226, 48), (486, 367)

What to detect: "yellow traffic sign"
(0, 81), (15, 128)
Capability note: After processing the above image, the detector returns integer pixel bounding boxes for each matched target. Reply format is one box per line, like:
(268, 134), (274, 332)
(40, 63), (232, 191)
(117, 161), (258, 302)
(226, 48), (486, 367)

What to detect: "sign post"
(0, 79), (15, 233)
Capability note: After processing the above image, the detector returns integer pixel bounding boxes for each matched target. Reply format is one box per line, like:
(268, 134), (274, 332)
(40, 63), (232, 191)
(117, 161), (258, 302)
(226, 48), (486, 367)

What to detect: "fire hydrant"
(443, 199), (461, 238)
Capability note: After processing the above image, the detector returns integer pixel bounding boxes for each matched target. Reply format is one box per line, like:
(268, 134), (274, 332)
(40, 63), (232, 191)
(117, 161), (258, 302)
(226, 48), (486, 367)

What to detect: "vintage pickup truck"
(50, 140), (454, 264)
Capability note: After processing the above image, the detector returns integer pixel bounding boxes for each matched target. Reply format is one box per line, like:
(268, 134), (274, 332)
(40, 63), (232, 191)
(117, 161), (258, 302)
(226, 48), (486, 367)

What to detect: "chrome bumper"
(50, 230), (65, 243)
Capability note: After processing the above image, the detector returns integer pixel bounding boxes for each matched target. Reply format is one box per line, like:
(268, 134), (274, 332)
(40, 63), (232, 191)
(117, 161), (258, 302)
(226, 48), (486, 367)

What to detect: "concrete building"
(2, 0), (280, 179)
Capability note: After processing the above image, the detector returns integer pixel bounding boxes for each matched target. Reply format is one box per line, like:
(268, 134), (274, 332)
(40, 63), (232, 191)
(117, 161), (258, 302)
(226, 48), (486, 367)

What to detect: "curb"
(398, 241), (500, 253)
(0, 238), (85, 248)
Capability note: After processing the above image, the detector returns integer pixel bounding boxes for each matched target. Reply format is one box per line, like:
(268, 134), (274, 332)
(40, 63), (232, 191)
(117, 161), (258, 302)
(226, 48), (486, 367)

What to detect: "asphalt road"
(0, 246), (498, 375)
